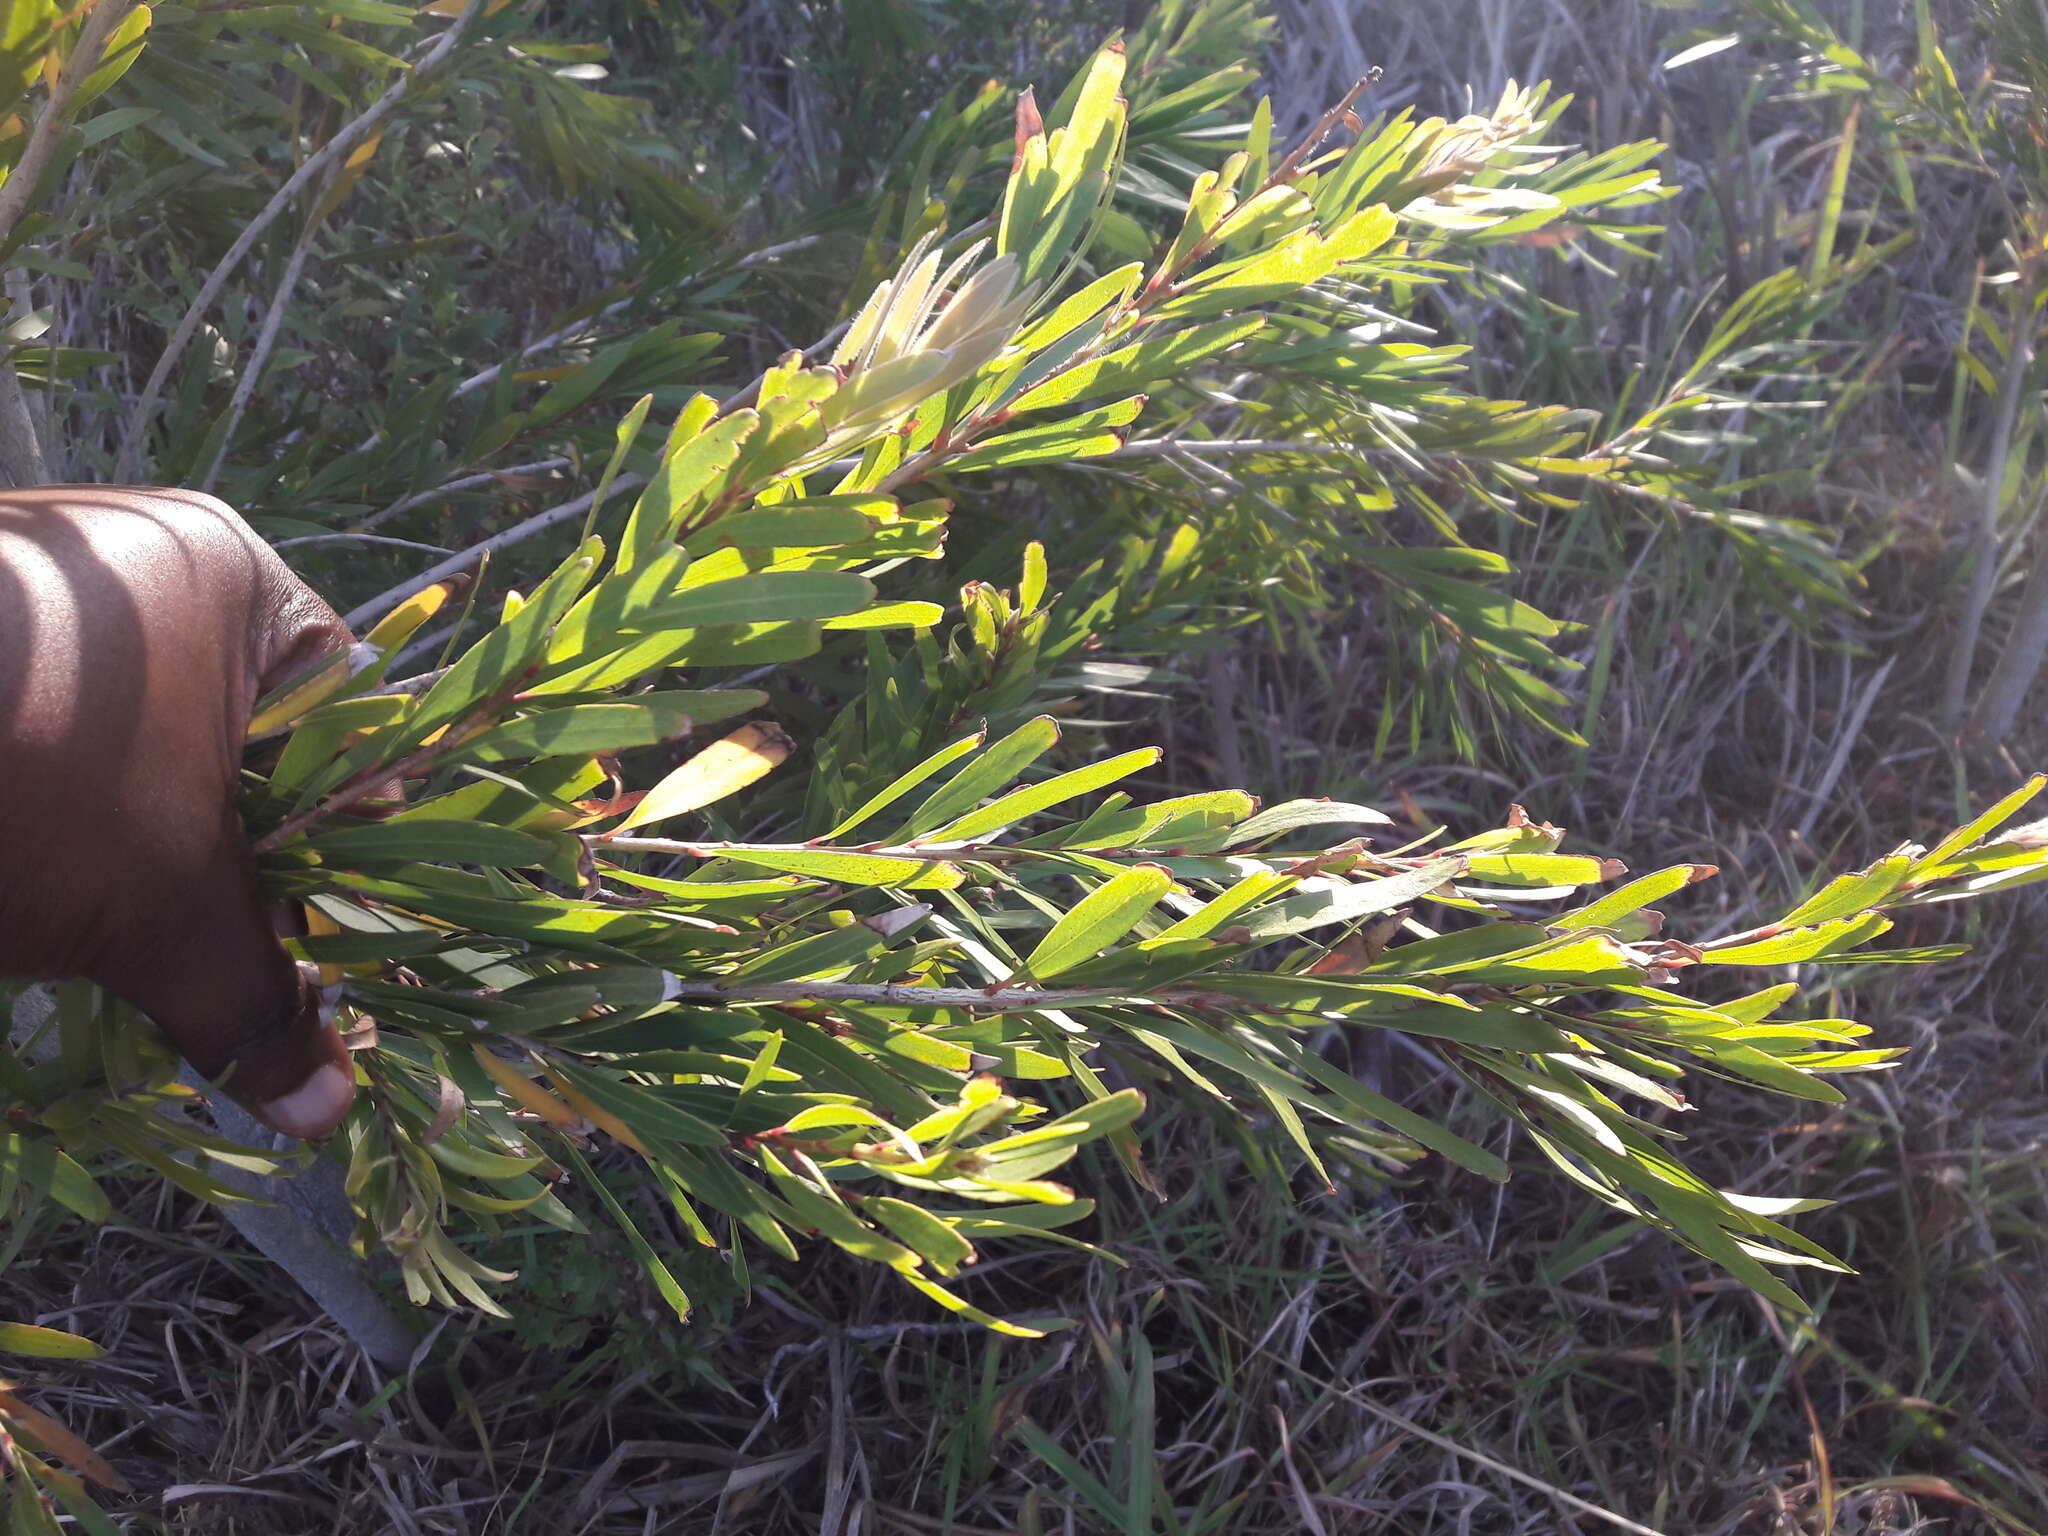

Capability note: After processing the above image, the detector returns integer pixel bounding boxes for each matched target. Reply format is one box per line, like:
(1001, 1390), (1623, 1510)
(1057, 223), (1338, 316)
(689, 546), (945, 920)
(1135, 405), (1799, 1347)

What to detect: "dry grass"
(9, 1), (2048, 1531)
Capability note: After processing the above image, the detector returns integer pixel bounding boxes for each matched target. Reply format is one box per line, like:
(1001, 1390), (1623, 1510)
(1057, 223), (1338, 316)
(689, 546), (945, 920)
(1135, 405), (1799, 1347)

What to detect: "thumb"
(228, 970), (360, 1141)
(91, 875), (359, 1141)
(142, 961), (359, 1141)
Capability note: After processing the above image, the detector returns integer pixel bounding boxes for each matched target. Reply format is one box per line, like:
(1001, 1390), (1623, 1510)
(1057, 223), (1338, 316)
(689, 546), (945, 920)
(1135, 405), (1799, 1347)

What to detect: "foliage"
(1660, 0), (2048, 749)
(2, 0), (2047, 1524)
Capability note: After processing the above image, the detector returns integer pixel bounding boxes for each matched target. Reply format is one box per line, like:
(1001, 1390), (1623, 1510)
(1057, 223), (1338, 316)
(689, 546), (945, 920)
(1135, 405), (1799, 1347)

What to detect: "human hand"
(0, 486), (362, 1138)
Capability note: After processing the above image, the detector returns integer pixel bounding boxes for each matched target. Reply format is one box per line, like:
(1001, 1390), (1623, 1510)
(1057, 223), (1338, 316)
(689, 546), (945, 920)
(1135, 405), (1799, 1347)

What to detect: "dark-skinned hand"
(0, 485), (360, 1138)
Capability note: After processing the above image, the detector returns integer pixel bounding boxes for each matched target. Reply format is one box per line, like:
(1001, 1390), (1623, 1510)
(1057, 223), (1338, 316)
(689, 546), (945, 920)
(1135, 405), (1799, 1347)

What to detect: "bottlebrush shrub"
(9, 37), (2048, 1365)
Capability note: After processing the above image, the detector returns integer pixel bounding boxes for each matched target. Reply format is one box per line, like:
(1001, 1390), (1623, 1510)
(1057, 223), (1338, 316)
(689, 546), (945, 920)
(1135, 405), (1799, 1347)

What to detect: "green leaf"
(459, 693), (749, 763)
(831, 731), (985, 837)
(1022, 866), (1173, 979)
(0, 1323), (102, 1360)
(620, 407), (756, 570)
(1553, 865), (1712, 931)
(1776, 854), (1913, 926)
(1911, 776), (2046, 873)
(864, 1196), (976, 1276)
(1245, 859), (1464, 939)
(0, 1136), (108, 1223)
(900, 1271), (1052, 1337)
(680, 499), (881, 554)
(896, 716), (1060, 837)
(302, 819), (563, 869)
(714, 848), (965, 889)
(1011, 318), (1263, 413)
(1700, 913), (1891, 964)
(1461, 852), (1621, 889)
(923, 747), (1160, 841)
(408, 542), (602, 742)
(758, 1149), (918, 1267)
(822, 600), (947, 630)
(74, 4), (151, 109)
(946, 398), (1146, 474)
(546, 1061), (727, 1148)
(552, 1139), (692, 1322)
(620, 571), (877, 631)
(1223, 799), (1393, 846)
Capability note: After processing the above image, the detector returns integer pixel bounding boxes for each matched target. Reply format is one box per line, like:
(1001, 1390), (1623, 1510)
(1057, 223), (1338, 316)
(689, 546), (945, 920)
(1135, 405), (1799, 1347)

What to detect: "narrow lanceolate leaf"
(711, 848), (966, 889)
(897, 716), (1060, 837)
(412, 542), (601, 738)
(974, 1089), (1145, 1177)
(1245, 858), (1465, 939)
(0, 1136), (109, 1223)
(1021, 865), (1174, 980)
(613, 722), (795, 831)
(357, 572), (464, 662)
(822, 601), (947, 630)
(620, 406), (755, 570)
(831, 731), (985, 838)
(1222, 799), (1394, 846)
(1700, 913), (1891, 964)
(679, 499), (880, 553)
(924, 748), (1160, 841)
(864, 1197), (976, 1277)
(945, 397), (1145, 474)
(1552, 865), (1715, 931)
(460, 692), (759, 763)
(245, 649), (358, 738)
(0, 1388), (131, 1491)
(1911, 775), (2046, 873)
(552, 1140), (692, 1323)
(1460, 852), (1622, 889)
(0, 1324), (102, 1361)
(1775, 853), (1913, 927)
(302, 819), (562, 869)
(619, 570), (876, 632)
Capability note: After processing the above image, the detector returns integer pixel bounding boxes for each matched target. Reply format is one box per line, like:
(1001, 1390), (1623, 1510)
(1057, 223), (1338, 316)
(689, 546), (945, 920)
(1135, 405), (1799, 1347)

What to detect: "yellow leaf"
(542, 1069), (652, 1156)
(361, 573), (464, 654)
(302, 904), (344, 987)
(309, 129), (382, 227)
(470, 1045), (580, 1128)
(616, 722), (794, 831)
(245, 650), (355, 737)
(0, 1389), (130, 1492)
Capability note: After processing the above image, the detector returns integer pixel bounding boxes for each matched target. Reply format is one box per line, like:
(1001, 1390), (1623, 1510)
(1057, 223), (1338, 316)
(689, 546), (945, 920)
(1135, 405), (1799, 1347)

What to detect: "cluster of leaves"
(11, 0), (1880, 755)
(5, 2), (2048, 1521)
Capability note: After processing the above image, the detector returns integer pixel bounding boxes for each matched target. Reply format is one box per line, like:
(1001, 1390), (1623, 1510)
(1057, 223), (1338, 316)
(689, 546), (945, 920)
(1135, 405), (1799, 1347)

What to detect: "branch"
(450, 243), (820, 419)
(0, 0), (136, 252)
(253, 680), (523, 852)
(1965, 483), (2048, 746)
(197, 204), (323, 494)
(113, 0), (484, 480)
(1942, 277), (2036, 734)
(340, 472), (645, 630)
(270, 532), (455, 555)
(327, 456), (571, 537)
(624, 978), (1211, 1011)
(0, 362), (47, 488)
(596, 835), (1038, 864)
(346, 234), (824, 458)
(177, 1067), (420, 1372)
(1108, 438), (1343, 458)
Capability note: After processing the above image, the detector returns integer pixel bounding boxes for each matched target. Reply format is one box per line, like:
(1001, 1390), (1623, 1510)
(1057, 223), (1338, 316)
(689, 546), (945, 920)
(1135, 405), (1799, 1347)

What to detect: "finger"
(90, 846), (360, 1140)
(238, 1006), (357, 1142)
(125, 958), (359, 1140)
